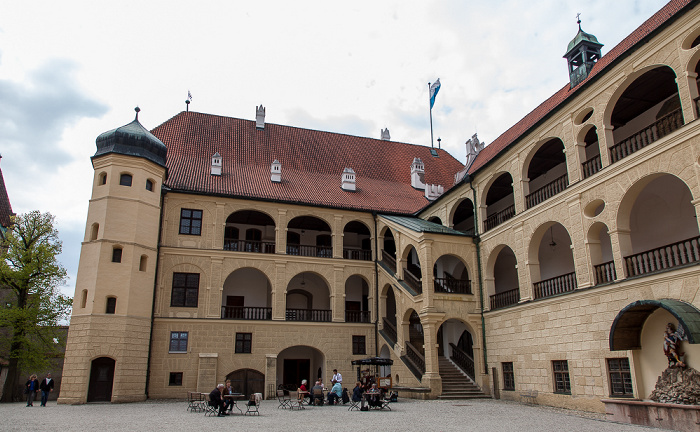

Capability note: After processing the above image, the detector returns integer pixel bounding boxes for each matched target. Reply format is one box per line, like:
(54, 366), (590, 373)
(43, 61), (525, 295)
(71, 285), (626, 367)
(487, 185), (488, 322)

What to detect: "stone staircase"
(437, 356), (489, 399)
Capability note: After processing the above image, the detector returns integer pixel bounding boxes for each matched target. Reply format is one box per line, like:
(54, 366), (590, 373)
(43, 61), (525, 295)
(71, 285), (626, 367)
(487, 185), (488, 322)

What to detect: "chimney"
(256, 105), (266, 129)
(341, 167), (356, 191)
(380, 128), (391, 140)
(424, 184), (444, 201)
(211, 152), (222, 176)
(411, 157), (425, 190)
(271, 159), (282, 183)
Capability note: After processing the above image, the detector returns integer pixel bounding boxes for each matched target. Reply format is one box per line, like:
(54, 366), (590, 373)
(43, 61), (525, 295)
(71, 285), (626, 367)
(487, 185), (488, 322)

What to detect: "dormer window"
(120, 173), (133, 187)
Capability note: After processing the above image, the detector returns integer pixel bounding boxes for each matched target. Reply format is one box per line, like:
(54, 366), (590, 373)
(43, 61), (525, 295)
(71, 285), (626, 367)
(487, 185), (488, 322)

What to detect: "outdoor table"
(224, 393), (246, 414)
(362, 391), (382, 410)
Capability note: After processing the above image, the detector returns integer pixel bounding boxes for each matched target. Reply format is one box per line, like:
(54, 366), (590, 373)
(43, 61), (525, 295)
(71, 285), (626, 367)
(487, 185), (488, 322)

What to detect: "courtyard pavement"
(0, 398), (675, 432)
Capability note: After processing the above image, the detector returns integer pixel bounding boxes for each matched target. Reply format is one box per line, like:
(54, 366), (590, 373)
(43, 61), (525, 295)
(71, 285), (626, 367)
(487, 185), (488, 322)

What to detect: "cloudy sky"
(0, 0), (669, 298)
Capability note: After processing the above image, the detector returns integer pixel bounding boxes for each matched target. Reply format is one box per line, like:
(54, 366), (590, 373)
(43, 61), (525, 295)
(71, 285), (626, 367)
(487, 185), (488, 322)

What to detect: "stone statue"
(663, 323), (687, 368)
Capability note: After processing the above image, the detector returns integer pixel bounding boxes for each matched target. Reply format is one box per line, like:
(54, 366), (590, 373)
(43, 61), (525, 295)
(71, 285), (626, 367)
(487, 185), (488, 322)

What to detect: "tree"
(0, 211), (71, 402)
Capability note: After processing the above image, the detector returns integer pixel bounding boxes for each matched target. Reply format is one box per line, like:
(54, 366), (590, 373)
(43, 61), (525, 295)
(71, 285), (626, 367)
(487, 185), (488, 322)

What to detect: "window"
(119, 173), (133, 186)
(139, 255), (147, 272)
(179, 209), (203, 235)
(169, 331), (188, 352)
(146, 179), (154, 191)
(171, 273), (199, 307)
(608, 358), (633, 397)
(90, 223), (99, 241)
(112, 247), (122, 263)
(105, 297), (116, 314)
(552, 360), (571, 394)
(169, 372), (183, 386)
(502, 362), (514, 391)
(235, 333), (252, 353)
(98, 172), (107, 185)
(80, 289), (88, 309)
(352, 335), (366, 355)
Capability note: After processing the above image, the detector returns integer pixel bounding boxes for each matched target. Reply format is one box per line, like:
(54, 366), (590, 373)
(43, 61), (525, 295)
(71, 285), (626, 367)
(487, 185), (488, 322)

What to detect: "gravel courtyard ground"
(0, 398), (674, 432)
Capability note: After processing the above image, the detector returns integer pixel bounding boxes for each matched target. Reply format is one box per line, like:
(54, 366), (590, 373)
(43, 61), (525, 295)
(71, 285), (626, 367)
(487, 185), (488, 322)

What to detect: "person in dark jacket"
(39, 373), (55, 407)
(352, 381), (363, 402)
(209, 384), (227, 416)
(25, 375), (39, 407)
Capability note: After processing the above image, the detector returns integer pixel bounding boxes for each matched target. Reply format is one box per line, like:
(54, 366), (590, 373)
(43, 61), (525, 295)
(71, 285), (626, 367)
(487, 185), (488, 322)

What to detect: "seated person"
(209, 384), (228, 416)
(310, 380), (324, 405)
(352, 381), (363, 403)
(223, 379), (234, 411)
(298, 379), (310, 403)
(366, 383), (381, 407)
(327, 380), (342, 405)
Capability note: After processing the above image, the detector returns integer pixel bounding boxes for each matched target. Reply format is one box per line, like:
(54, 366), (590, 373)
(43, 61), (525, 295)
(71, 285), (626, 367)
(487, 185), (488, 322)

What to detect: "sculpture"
(663, 323), (687, 368)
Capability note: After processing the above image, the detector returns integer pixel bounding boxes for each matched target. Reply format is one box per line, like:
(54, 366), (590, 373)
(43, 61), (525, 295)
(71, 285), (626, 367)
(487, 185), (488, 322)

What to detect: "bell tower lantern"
(564, 16), (603, 88)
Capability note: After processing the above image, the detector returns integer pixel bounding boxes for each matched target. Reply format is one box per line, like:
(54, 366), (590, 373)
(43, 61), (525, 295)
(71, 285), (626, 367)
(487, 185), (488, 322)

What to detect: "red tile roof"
(0, 162), (14, 228)
(151, 112), (465, 214)
(468, 0), (695, 175)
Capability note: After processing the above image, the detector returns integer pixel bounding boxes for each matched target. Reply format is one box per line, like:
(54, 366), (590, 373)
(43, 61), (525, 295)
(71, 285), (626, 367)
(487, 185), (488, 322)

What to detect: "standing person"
(332, 368), (342, 384)
(39, 373), (54, 407)
(25, 374), (39, 407)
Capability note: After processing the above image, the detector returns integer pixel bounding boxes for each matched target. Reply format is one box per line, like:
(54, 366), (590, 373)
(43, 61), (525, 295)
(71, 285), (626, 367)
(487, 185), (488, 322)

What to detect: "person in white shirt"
(332, 369), (342, 384)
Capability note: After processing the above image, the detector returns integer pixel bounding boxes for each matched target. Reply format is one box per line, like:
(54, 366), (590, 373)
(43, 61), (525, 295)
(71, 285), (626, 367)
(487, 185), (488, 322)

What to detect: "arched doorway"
(345, 275), (370, 323)
(451, 198), (475, 235)
(488, 245), (520, 309)
(525, 138), (568, 208)
(287, 216), (333, 257)
(222, 268), (272, 320)
(343, 220), (372, 261)
(437, 319), (475, 379)
(277, 346), (325, 391)
(286, 272), (331, 322)
(484, 172), (515, 231)
(433, 254), (470, 294)
(87, 357), (115, 402)
(226, 368), (265, 397)
(530, 222), (577, 299)
(224, 210), (276, 253)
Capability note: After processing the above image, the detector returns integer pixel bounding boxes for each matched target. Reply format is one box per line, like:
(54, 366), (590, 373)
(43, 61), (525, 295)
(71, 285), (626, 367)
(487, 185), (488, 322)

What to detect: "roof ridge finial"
(576, 12), (581, 31)
(135, 106), (141, 121)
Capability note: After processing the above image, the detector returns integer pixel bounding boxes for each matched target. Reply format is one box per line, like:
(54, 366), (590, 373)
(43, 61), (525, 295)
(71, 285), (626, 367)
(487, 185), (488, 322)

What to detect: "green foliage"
(0, 211), (71, 373)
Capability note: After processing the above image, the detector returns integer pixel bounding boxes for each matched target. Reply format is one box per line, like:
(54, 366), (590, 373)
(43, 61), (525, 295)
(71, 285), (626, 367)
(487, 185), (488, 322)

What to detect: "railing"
(449, 343), (475, 380)
(224, 239), (275, 254)
(286, 244), (333, 258)
(485, 204), (515, 231)
(526, 173), (569, 209)
(381, 250), (396, 272)
(581, 154), (602, 179)
(489, 288), (519, 310)
(343, 248), (372, 261)
(533, 272), (577, 299)
(221, 306), (272, 320)
(609, 108), (683, 164)
(405, 341), (426, 374)
(345, 310), (371, 323)
(285, 308), (332, 322)
(625, 235), (700, 277)
(382, 318), (397, 345)
(434, 277), (472, 294)
(594, 261), (617, 285)
(403, 268), (422, 294)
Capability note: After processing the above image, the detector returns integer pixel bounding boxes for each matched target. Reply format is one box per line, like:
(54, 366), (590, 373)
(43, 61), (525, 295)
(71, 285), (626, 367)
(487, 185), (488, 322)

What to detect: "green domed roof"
(94, 108), (167, 167)
(566, 27), (603, 55)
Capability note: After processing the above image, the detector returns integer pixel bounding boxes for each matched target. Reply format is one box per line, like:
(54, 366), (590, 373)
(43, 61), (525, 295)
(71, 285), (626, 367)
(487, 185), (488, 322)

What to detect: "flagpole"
(429, 82), (434, 148)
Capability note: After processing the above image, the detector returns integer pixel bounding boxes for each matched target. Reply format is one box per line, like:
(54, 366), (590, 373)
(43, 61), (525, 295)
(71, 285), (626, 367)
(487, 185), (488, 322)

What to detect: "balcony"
(609, 108), (683, 164)
(594, 261), (617, 285)
(582, 154), (602, 179)
(434, 277), (471, 294)
(485, 204), (515, 231)
(286, 244), (333, 258)
(343, 248), (372, 261)
(526, 174), (569, 209)
(489, 288), (519, 310)
(224, 239), (275, 254)
(624, 235), (700, 277)
(533, 272), (577, 299)
(345, 310), (371, 323)
(221, 306), (272, 320)
(285, 308), (332, 322)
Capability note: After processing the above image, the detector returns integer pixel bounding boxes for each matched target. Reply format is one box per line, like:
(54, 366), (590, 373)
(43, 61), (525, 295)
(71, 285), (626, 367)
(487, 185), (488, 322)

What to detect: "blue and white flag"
(429, 79), (441, 109)
(187, 90), (193, 101)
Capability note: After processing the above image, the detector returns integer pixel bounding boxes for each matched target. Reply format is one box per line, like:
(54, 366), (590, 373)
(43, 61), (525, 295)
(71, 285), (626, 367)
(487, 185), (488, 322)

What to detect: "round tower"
(59, 108), (167, 404)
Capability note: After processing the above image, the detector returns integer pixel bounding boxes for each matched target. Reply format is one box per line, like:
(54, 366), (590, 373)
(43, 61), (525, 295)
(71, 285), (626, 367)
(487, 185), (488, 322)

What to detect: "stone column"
(608, 228), (631, 280)
(208, 257), (224, 318)
(276, 209), (287, 255)
(600, 125), (614, 168)
(214, 202), (225, 250)
(333, 215), (343, 259)
(265, 354), (277, 399)
(419, 240), (434, 309)
(332, 265), (344, 322)
(419, 313), (445, 397)
(272, 262), (287, 320)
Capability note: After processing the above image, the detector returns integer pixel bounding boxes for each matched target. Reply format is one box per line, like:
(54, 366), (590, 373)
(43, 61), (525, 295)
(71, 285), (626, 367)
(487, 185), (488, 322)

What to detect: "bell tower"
(564, 16), (603, 88)
(59, 108), (167, 404)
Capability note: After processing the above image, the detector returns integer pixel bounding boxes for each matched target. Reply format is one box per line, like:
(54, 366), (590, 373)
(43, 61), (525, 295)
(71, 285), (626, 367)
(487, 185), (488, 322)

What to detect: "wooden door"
(227, 369), (265, 397)
(87, 357), (115, 402)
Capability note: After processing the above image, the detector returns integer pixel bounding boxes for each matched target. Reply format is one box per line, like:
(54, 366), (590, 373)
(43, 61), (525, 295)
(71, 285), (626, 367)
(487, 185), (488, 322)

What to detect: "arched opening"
(451, 199), (475, 235)
(345, 275), (370, 323)
(484, 172), (515, 231)
(427, 216), (442, 225)
(80, 289), (88, 309)
(98, 172), (107, 185)
(145, 178), (154, 191)
(525, 138), (568, 208)
(222, 268), (272, 320)
(90, 223), (99, 241)
(381, 284), (398, 345)
(618, 174), (699, 277)
(580, 126), (602, 179)
(488, 246), (520, 309)
(286, 272), (331, 322)
(224, 210), (276, 254)
(402, 245), (422, 294)
(277, 346), (325, 391)
(111, 246), (122, 263)
(287, 216), (332, 258)
(343, 220), (372, 261)
(531, 222), (577, 299)
(380, 227), (396, 272)
(433, 254), (470, 294)
(588, 222), (616, 285)
(437, 319), (475, 380)
(403, 309), (425, 375)
(105, 296), (116, 314)
(379, 345), (392, 378)
(87, 357), (115, 402)
(226, 368), (265, 398)
(608, 66), (683, 164)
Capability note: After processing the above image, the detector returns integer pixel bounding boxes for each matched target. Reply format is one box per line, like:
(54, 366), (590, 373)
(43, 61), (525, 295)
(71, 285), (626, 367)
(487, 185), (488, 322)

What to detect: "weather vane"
(576, 13), (581, 29)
